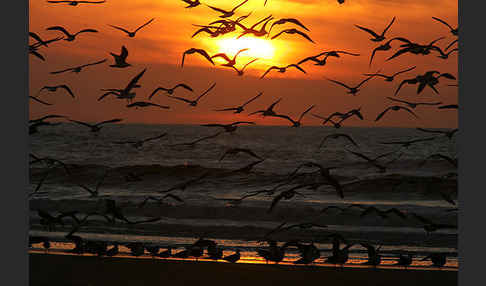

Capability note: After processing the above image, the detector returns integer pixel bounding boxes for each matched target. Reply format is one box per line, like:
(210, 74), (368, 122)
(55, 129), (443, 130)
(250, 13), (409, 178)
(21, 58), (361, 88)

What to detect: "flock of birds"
(29, 0), (458, 269)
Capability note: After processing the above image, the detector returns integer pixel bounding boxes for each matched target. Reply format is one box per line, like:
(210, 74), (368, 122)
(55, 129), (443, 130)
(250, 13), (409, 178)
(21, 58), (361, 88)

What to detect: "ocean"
(28, 123), (458, 268)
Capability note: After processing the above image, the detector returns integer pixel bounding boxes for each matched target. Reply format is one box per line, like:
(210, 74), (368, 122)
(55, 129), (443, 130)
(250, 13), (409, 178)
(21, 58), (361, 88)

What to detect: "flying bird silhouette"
(363, 66), (416, 82)
(214, 92), (263, 113)
(166, 82), (216, 106)
(355, 17), (396, 42)
(39, 85), (75, 98)
(47, 1), (106, 6)
(50, 59), (107, 74)
(109, 46), (131, 68)
(69, 118), (123, 133)
(231, 58), (259, 76)
(273, 105), (315, 127)
(108, 18), (155, 37)
(249, 98), (282, 116)
(271, 28), (314, 43)
(181, 48), (215, 68)
(98, 68), (147, 102)
(260, 64), (306, 79)
(126, 101), (170, 109)
(149, 84), (193, 99)
(206, 0), (249, 18)
(268, 18), (309, 36)
(46, 26), (98, 41)
(375, 105), (419, 122)
(325, 75), (375, 96)
(432, 17), (458, 36)
(201, 121), (255, 133)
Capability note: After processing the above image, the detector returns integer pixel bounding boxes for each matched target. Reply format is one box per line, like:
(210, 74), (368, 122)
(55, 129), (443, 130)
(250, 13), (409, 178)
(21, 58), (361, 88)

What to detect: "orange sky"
(29, 0), (458, 128)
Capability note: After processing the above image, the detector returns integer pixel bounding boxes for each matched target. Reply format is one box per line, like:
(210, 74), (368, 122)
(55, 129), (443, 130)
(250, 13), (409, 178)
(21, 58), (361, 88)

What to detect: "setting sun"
(217, 37), (275, 60)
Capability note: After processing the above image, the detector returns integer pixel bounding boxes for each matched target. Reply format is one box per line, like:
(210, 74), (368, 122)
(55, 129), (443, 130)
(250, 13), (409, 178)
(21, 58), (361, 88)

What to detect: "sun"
(217, 37), (275, 60)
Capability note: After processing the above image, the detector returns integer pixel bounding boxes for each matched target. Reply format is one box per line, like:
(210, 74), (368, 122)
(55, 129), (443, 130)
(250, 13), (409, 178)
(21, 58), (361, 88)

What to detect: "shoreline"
(30, 253), (458, 286)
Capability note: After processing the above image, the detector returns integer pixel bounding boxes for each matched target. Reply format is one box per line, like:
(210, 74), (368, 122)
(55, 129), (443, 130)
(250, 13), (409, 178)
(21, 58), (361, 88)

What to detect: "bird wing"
(149, 87), (168, 100)
(142, 133), (168, 143)
(438, 104), (458, 109)
(327, 78), (352, 90)
(260, 66), (278, 79)
(241, 58), (259, 72)
(294, 30), (315, 43)
(382, 16), (396, 35)
(195, 49), (215, 65)
(386, 47), (412, 61)
(356, 75), (374, 88)
(270, 30), (286, 40)
(338, 134), (359, 147)
(214, 107), (238, 112)
(354, 25), (380, 38)
(242, 92), (263, 107)
(284, 18), (309, 31)
(108, 24), (132, 34)
(386, 96), (408, 104)
(394, 79), (415, 96)
(29, 96), (52, 106)
(196, 82), (216, 101)
(81, 59), (107, 68)
(74, 29), (98, 36)
(70, 120), (94, 128)
(432, 17), (454, 31)
(125, 68), (147, 91)
(392, 66), (417, 77)
(50, 67), (74, 74)
(347, 150), (374, 162)
(134, 18), (155, 33)
(98, 91), (119, 101)
(231, 0), (248, 12)
(206, 5), (229, 14)
(267, 193), (285, 213)
(211, 53), (232, 63)
(29, 32), (46, 45)
(273, 114), (296, 125)
(298, 105), (315, 122)
(168, 95), (192, 104)
(30, 50), (46, 61)
(58, 85), (75, 98)
(438, 73), (456, 80)
(96, 118), (123, 126)
(174, 83), (194, 92)
(375, 108), (392, 122)
(287, 64), (307, 74)
(120, 45), (129, 59)
(46, 26), (71, 37)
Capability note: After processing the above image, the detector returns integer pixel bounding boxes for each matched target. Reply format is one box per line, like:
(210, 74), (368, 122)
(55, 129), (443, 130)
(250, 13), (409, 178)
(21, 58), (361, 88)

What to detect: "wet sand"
(30, 253), (457, 286)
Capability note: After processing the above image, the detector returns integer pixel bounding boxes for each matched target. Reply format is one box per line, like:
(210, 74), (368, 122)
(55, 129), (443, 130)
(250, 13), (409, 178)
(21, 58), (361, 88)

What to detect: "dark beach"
(30, 253), (457, 286)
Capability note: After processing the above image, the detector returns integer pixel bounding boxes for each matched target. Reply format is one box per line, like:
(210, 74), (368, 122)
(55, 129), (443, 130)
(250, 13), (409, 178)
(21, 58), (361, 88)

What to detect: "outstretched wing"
(432, 17), (454, 31)
(108, 24), (131, 34)
(97, 118), (123, 126)
(134, 18), (155, 33)
(196, 82), (217, 101)
(354, 24), (380, 38)
(46, 26), (71, 37)
(58, 85), (75, 98)
(382, 16), (396, 35)
(375, 107), (391, 122)
(242, 92), (263, 106)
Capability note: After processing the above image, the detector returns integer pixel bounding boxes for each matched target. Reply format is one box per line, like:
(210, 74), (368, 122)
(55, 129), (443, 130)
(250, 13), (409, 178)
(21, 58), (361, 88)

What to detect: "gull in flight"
(46, 26), (98, 42)
(386, 97), (442, 109)
(182, 0), (201, 8)
(363, 66), (416, 82)
(149, 84), (193, 99)
(369, 37), (410, 66)
(206, 0), (249, 18)
(416, 127), (458, 139)
(181, 48), (214, 68)
(355, 17), (396, 42)
(113, 133), (168, 149)
(318, 133), (359, 149)
(219, 148), (263, 162)
(325, 75), (375, 96)
(29, 96), (52, 106)
(69, 118), (123, 133)
(260, 64), (306, 79)
(166, 82), (216, 107)
(271, 28), (314, 43)
(249, 98), (282, 116)
(375, 105), (419, 122)
(109, 46), (131, 68)
(201, 121), (255, 133)
(108, 18), (155, 38)
(46, 1), (106, 6)
(298, 50), (359, 66)
(98, 68), (147, 103)
(38, 85), (75, 98)
(214, 92), (262, 113)
(268, 18), (309, 36)
(236, 15), (274, 38)
(272, 105), (315, 127)
(231, 58), (259, 76)
(432, 17), (458, 36)
(50, 59), (107, 74)
(126, 101), (170, 109)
